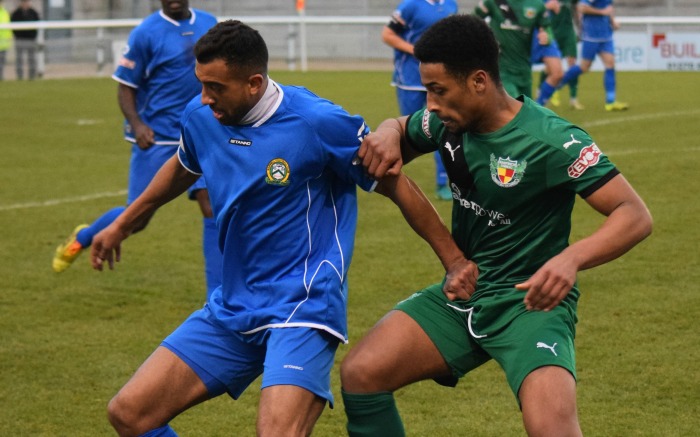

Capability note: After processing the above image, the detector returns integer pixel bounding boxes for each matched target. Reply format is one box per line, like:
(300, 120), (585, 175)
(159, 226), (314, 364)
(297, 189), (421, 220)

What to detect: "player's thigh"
(480, 293), (577, 399)
(111, 346), (210, 421)
(341, 309), (451, 392)
(262, 327), (339, 406)
(580, 40), (601, 63)
(598, 45), (616, 69)
(162, 306), (266, 400)
(342, 284), (489, 392)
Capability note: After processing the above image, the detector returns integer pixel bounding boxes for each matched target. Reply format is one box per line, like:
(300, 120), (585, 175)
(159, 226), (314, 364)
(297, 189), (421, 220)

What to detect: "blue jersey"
(389, 0), (457, 90)
(177, 81), (377, 342)
(112, 9), (217, 144)
(580, 0), (613, 42)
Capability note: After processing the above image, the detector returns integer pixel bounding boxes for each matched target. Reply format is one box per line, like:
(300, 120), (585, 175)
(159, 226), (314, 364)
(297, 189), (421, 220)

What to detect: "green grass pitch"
(0, 71), (698, 435)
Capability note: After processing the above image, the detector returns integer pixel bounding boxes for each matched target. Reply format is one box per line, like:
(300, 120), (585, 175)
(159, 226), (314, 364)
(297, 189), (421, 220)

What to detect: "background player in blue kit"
(557, 0), (628, 111)
(90, 20), (476, 436)
(52, 0), (223, 294)
(382, 0), (457, 201)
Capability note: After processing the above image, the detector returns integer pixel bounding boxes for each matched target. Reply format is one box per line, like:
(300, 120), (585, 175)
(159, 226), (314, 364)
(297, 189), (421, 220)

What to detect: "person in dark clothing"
(10, 0), (40, 80)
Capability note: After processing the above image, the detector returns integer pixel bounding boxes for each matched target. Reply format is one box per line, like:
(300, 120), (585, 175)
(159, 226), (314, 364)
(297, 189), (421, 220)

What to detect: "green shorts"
(500, 68), (533, 99)
(555, 29), (578, 59)
(395, 283), (579, 399)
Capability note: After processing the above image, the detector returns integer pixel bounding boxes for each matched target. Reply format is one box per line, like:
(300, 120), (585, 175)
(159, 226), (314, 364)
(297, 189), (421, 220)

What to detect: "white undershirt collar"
(239, 78), (283, 127)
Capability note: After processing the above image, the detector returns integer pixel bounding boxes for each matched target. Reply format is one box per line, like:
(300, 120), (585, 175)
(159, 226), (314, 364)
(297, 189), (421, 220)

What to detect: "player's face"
(161, 0), (190, 20)
(196, 59), (264, 126)
(420, 63), (482, 134)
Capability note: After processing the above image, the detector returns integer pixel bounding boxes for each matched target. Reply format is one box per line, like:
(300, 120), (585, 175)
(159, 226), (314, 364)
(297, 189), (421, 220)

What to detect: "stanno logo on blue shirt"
(229, 138), (252, 147)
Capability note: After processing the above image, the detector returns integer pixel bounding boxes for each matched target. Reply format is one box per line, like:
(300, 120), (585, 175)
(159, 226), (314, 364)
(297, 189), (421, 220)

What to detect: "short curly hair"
(414, 14), (501, 85)
(194, 20), (268, 77)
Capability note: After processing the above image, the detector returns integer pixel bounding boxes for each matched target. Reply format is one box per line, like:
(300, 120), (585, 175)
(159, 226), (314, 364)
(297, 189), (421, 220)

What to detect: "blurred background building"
(4, 0), (700, 77)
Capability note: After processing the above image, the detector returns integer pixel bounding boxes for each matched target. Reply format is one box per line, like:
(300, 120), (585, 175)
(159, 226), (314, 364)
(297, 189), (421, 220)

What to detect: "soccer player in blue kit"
(557, 0), (628, 111)
(90, 20), (477, 436)
(382, 0), (457, 201)
(52, 0), (223, 294)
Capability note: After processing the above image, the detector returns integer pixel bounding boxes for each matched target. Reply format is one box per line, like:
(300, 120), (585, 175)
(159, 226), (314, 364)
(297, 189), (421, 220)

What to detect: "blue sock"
(76, 206), (126, 247)
(140, 425), (178, 437)
(558, 65), (582, 90)
(604, 68), (616, 104)
(536, 81), (556, 105)
(434, 151), (447, 187)
(202, 216), (223, 297)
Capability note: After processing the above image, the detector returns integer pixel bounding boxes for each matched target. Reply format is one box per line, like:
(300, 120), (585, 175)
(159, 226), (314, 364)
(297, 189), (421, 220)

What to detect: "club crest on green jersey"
(490, 154), (527, 187)
(265, 158), (291, 186)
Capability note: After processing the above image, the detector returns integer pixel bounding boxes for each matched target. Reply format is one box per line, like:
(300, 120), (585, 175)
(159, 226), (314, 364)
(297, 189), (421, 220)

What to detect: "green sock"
(342, 390), (405, 437)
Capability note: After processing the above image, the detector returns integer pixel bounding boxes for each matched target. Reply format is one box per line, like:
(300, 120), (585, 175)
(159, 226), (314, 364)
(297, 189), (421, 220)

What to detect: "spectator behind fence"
(10, 0), (39, 80)
(0, 0), (11, 80)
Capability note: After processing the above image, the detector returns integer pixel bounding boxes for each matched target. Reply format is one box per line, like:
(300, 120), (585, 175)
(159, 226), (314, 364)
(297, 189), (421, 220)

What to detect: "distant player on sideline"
(382, 0), (457, 201)
(557, 0), (628, 111)
(52, 0), (223, 294)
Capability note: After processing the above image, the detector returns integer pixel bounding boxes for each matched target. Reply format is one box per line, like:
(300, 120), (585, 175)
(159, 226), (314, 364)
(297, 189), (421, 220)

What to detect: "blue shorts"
(396, 88), (426, 116)
(531, 37), (562, 64)
(581, 39), (615, 61)
(187, 175), (207, 200)
(162, 305), (340, 406)
(127, 144), (178, 204)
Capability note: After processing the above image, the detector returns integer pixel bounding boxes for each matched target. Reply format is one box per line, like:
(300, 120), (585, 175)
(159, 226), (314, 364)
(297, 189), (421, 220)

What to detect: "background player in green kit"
(544, 0), (584, 109)
(474, 0), (549, 99)
(341, 14), (652, 436)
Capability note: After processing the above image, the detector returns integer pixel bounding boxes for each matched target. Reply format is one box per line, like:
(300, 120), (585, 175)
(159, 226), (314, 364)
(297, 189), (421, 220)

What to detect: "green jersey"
(474, 0), (548, 75)
(406, 97), (619, 298)
(551, 0), (578, 57)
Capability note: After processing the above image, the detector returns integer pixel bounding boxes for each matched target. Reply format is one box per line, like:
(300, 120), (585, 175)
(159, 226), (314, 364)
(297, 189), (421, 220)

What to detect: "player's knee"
(340, 349), (377, 391)
(549, 67), (564, 83)
(107, 393), (151, 436)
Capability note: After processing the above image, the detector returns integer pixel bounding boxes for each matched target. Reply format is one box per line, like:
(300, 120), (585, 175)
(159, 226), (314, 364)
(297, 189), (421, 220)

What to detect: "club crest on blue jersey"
(265, 158), (291, 186)
(490, 154), (527, 187)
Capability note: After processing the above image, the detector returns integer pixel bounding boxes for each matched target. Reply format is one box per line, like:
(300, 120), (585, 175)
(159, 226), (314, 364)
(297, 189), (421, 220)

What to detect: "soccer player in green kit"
(474, 0), (549, 98)
(545, 0), (584, 109)
(341, 14), (652, 436)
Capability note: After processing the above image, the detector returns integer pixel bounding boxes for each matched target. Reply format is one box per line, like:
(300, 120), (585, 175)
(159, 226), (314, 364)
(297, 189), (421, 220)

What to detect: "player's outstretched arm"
(375, 173), (478, 301)
(517, 174), (652, 311)
(91, 156), (199, 271)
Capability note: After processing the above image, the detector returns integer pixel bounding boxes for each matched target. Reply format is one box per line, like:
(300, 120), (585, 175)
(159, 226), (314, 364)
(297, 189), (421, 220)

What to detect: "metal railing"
(1, 16), (700, 77)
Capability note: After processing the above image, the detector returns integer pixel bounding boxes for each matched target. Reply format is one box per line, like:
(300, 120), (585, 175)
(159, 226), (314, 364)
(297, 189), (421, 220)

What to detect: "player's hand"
(133, 123), (155, 150)
(516, 254), (577, 311)
(443, 258), (479, 301)
(90, 226), (129, 271)
(357, 128), (403, 179)
(537, 28), (550, 45)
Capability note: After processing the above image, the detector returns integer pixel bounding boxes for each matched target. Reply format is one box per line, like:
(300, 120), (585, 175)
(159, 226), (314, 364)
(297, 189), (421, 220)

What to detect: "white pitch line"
(579, 109), (700, 156)
(608, 146), (700, 156)
(0, 190), (127, 212)
(582, 109), (700, 128)
(3, 111), (697, 212)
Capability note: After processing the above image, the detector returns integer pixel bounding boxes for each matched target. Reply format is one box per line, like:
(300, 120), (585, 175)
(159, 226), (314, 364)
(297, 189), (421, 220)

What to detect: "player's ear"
(248, 74), (265, 95)
(472, 70), (488, 94)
